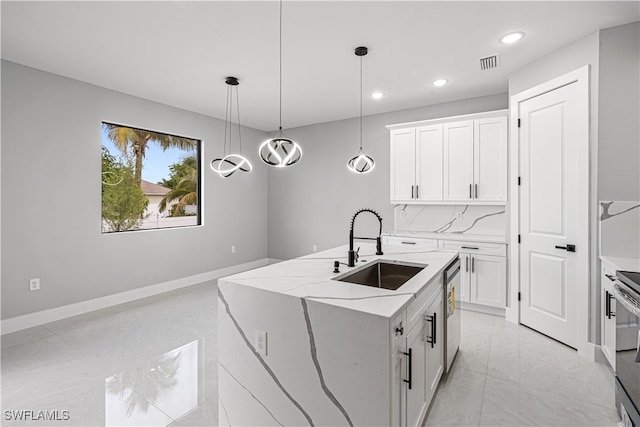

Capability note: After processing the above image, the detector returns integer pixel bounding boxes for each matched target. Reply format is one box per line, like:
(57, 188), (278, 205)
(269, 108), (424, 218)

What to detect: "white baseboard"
(459, 301), (506, 317)
(1, 258), (269, 335)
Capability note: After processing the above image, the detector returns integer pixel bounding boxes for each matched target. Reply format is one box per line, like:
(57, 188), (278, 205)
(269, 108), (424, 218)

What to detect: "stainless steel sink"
(334, 260), (426, 291)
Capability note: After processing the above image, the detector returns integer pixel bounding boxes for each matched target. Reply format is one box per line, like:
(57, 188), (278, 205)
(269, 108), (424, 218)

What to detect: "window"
(101, 122), (201, 233)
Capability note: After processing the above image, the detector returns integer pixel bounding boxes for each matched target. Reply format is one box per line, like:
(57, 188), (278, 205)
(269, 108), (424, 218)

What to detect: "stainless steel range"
(613, 270), (640, 426)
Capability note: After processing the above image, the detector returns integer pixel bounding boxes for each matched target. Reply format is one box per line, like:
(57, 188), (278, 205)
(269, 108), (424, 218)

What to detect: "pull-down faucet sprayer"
(348, 208), (383, 267)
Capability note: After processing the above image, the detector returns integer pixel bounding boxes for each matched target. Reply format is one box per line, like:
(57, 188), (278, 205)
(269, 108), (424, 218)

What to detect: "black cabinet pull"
(395, 326), (404, 336)
(605, 290), (610, 318)
(469, 184), (472, 199)
(465, 256), (469, 272)
(401, 241), (416, 245)
(608, 292), (615, 318)
(425, 314), (436, 348)
(416, 185), (419, 199)
(461, 246), (479, 250)
(471, 257), (475, 273)
(555, 244), (576, 252)
(402, 348), (412, 390)
(475, 184), (478, 199)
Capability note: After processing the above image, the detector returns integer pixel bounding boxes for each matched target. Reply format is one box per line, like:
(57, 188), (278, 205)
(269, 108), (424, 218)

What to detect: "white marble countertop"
(220, 243), (458, 319)
(600, 255), (640, 272)
(385, 230), (507, 244)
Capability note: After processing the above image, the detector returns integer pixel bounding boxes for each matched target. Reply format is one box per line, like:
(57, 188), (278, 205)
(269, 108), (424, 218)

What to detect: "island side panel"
(218, 279), (391, 426)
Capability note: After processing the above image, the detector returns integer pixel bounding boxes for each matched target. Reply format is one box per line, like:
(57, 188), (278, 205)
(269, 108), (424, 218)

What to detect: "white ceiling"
(2, 1), (638, 131)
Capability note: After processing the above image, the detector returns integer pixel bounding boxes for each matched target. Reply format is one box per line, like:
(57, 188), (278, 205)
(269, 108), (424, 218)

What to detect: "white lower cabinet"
(601, 261), (617, 369)
(391, 283), (444, 427)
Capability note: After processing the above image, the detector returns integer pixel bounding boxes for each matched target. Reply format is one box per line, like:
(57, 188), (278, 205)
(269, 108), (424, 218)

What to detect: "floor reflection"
(105, 340), (199, 426)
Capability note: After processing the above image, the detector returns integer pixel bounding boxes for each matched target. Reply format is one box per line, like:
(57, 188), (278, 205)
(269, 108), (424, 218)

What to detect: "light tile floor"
(1, 281), (621, 426)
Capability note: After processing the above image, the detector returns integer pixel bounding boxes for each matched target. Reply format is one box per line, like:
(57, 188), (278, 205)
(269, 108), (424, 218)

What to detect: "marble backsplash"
(394, 204), (506, 236)
(599, 201), (640, 258)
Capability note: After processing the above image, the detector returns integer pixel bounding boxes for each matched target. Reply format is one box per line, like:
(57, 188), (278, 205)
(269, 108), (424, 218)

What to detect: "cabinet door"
(391, 346), (406, 427)
(415, 124), (443, 201)
(405, 320), (428, 427)
(470, 255), (506, 308)
(474, 117), (507, 201)
(443, 121), (474, 201)
(390, 128), (416, 202)
(601, 272), (616, 369)
(426, 291), (444, 402)
(458, 254), (471, 302)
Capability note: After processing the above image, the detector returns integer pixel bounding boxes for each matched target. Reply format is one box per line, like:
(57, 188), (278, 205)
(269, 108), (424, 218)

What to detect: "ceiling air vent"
(480, 54), (500, 70)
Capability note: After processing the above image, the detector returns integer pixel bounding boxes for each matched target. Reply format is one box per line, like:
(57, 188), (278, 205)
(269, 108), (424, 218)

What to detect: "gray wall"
(598, 21), (640, 201)
(267, 93), (508, 260)
(1, 60), (269, 319)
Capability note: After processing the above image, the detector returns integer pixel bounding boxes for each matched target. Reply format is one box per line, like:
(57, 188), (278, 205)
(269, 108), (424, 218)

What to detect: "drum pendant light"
(210, 77), (253, 178)
(259, 0), (302, 168)
(347, 46), (375, 174)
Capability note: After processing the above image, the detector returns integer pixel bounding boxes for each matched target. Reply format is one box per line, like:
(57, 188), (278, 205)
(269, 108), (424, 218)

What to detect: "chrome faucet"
(348, 208), (383, 267)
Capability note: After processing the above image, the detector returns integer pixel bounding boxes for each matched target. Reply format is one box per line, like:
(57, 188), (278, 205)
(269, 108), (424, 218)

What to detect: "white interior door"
(390, 128), (416, 201)
(519, 82), (584, 349)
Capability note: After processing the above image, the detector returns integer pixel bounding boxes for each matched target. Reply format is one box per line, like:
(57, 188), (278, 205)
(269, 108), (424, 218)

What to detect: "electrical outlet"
(399, 210), (405, 219)
(231, 245), (236, 254)
(29, 278), (40, 291)
(312, 244), (318, 253)
(255, 330), (267, 356)
(456, 212), (463, 220)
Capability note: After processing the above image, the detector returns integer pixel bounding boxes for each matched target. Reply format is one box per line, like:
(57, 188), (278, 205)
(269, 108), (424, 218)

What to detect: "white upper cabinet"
(388, 110), (507, 204)
(443, 120), (474, 201)
(474, 117), (508, 201)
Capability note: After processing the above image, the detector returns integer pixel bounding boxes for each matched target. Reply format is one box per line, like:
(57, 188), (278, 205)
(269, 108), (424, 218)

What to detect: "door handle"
(402, 348), (412, 389)
(555, 244), (576, 252)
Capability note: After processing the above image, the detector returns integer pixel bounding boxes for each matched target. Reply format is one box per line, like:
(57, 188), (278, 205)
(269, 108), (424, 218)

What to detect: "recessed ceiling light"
(500, 32), (525, 44)
(432, 79), (448, 87)
(370, 91), (385, 100)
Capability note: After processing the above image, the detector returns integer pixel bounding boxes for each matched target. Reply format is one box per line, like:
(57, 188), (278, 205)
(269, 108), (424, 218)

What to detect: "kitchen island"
(217, 243), (458, 426)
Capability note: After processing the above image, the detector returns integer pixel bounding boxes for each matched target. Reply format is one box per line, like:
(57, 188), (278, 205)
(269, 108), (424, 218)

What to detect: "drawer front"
(406, 276), (442, 333)
(439, 239), (506, 256)
(390, 310), (406, 352)
(384, 236), (439, 249)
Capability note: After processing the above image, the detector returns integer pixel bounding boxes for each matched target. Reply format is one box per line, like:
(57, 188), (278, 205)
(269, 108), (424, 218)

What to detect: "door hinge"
(518, 176), (521, 186)
(518, 234), (521, 244)
(517, 118), (521, 128)
(518, 292), (521, 301)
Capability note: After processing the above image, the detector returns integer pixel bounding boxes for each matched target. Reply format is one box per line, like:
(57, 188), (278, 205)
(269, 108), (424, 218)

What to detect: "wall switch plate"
(231, 245), (236, 253)
(456, 212), (463, 220)
(399, 210), (405, 219)
(312, 244), (318, 253)
(255, 330), (267, 356)
(29, 278), (40, 291)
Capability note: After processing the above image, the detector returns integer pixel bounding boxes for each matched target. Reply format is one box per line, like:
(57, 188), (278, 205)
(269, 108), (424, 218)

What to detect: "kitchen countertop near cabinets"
(600, 256), (640, 272)
(385, 230), (507, 244)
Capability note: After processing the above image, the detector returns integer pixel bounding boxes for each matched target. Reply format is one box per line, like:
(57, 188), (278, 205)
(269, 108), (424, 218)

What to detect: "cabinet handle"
(605, 274), (616, 282)
(471, 257), (475, 273)
(395, 325), (404, 336)
(605, 290), (610, 318)
(425, 314), (436, 348)
(416, 185), (419, 199)
(402, 348), (412, 390)
(461, 246), (479, 250)
(465, 256), (469, 272)
(608, 291), (616, 318)
(469, 184), (472, 199)
(475, 184), (478, 199)
(401, 241), (416, 245)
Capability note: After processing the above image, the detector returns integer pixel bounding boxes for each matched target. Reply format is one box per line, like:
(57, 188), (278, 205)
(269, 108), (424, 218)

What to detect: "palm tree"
(159, 157), (198, 217)
(103, 123), (197, 186)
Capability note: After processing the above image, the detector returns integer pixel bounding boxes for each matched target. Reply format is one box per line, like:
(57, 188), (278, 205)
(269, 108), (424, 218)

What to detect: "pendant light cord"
(235, 85), (243, 154)
(279, 0), (283, 134)
(360, 53), (363, 151)
(224, 83), (230, 156)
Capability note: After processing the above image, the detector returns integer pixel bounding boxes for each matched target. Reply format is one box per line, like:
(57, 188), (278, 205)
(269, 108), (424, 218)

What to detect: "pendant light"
(258, 0), (302, 168)
(347, 46), (375, 174)
(210, 77), (253, 178)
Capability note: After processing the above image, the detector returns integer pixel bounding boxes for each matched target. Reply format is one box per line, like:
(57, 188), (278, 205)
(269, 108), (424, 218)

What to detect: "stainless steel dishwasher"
(444, 257), (461, 373)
